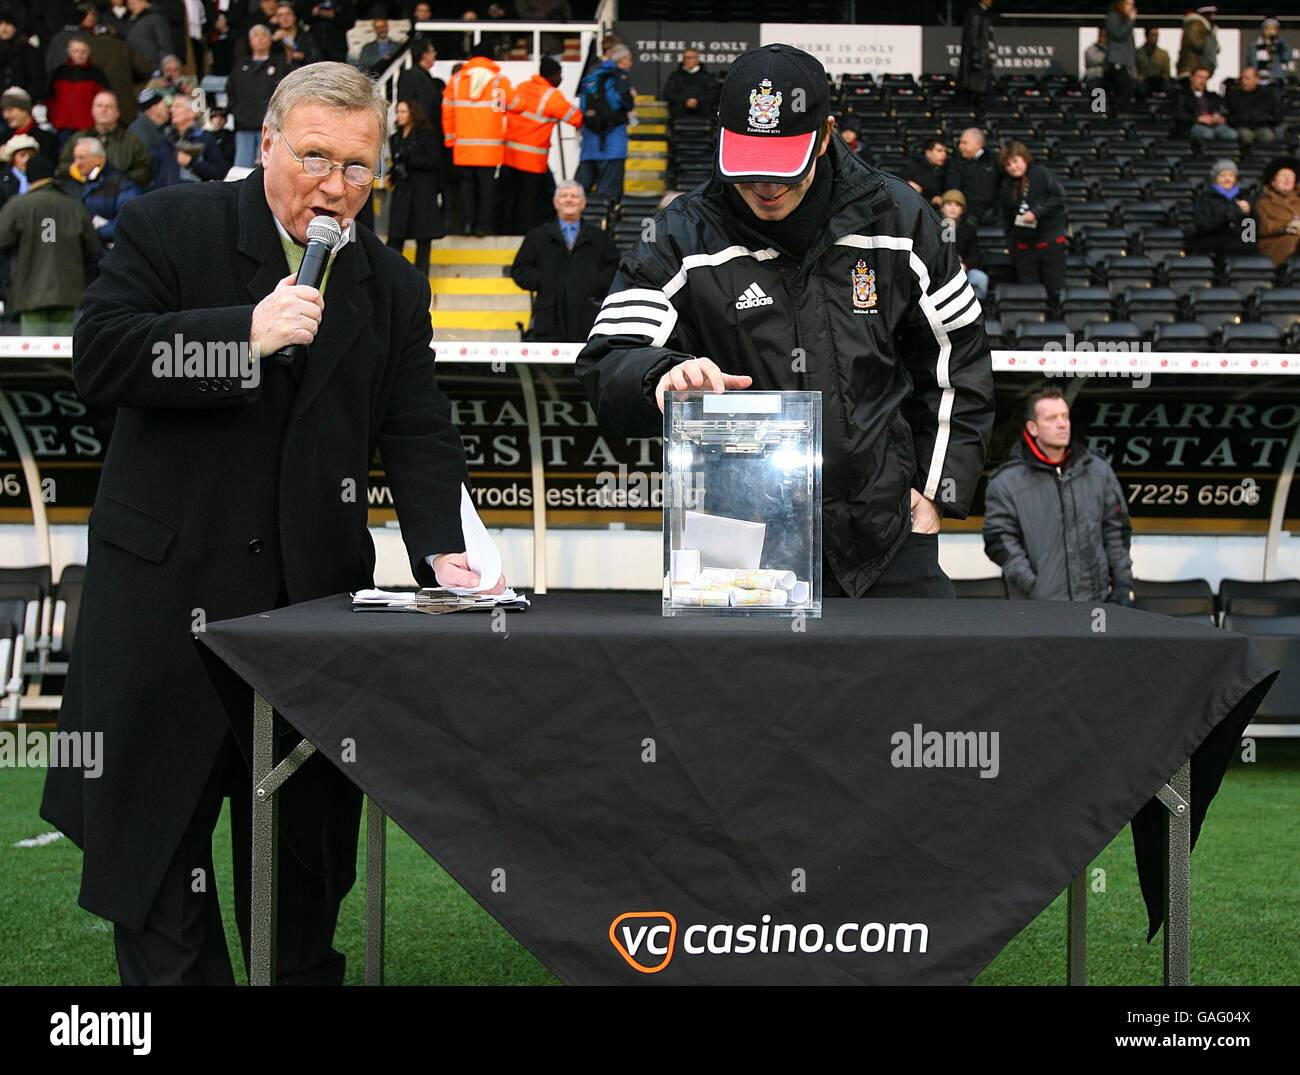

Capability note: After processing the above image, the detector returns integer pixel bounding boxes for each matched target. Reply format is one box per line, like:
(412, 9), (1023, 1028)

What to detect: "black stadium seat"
(1219, 322), (1283, 352)
(1151, 322), (1213, 351)
(996, 283), (1051, 325)
(1253, 288), (1300, 333)
(1082, 320), (1143, 347)
(1099, 254), (1155, 295)
(1015, 321), (1073, 349)
(1186, 287), (1245, 331)
(1219, 578), (1300, 614)
(1059, 286), (1113, 332)
(1122, 287), (1179, 335)
(1225, 255), (1277, 292)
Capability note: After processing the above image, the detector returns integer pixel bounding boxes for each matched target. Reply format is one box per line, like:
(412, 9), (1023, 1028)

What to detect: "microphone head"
(305, 214), (344, 249)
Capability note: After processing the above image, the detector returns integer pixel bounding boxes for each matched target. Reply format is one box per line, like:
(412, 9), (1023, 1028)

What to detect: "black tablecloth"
(198, 595), (1276, 985)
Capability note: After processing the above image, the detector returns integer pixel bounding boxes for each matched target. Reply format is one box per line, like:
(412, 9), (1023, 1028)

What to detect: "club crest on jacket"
(851, 259), (877, 311)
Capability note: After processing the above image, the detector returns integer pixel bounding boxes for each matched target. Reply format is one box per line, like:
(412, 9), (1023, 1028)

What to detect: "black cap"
(25, 155), (55, 183)
(717, 43), (831, 185)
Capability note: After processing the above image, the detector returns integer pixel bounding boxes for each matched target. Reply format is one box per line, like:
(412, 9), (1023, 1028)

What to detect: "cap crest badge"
(747, 78), (782, 133)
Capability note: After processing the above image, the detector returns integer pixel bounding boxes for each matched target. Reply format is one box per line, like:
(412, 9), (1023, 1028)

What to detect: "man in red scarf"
(983, 385), (1134, 603)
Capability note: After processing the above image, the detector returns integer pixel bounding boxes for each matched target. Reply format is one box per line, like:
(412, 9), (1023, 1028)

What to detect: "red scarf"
(1023, 428), (1070, 467)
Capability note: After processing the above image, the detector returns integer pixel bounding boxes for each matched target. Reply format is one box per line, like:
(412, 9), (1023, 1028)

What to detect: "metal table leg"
(250, 692), (278, 986)
(1066, 871), (1088, 985)
(250, 690), (387, 986)
(1158, 759), (1193, 986)
(365, 797), (387, 986)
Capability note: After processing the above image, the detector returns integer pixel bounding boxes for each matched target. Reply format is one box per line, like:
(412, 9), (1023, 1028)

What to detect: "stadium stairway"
(425, 236), (529, 342)
(627, 94), (668, 198)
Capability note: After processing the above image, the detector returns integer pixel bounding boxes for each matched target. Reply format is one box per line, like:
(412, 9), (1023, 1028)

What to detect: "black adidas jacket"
(575, 135), (995, 596)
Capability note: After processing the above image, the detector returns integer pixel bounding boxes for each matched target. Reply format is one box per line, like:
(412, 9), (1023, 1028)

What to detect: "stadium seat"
(1078, 226), (1129, 257)
(1121, 286), (1180, 335)
(1059, 286), (1113, 332)
(1186, 287), (1245, 331)
(1132, 596), (1216, 625)
(982, 318), (1008, 349)
(1222, 613), (1300, 637)
(1014, 321), (1073, 349)
(1225, 255), (1277, 293)
(1229, 597), (1300, 618)
(1064, 254), (1095, 289)
(1218, 322), (1283, 352)
(1099, 254), (1155, 295)
(1253, 288), (1300, 333)
(1219, 578), (1300, 614)
(1151, 322), (1212, 351)
(994, 283), (1050, 325)
(1162, 254), (1217, 298)
(1140, 227), (1187, 259)
(1081, 320), (1142, 346)
(953, 577), (1007, 599)
(49, 564), (85, 666)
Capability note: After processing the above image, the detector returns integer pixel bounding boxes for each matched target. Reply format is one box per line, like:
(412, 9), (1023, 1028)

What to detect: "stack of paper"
(351, 588), (530, 614)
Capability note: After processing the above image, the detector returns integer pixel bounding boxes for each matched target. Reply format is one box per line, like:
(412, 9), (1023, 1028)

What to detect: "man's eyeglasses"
(277, 132), (377, 187)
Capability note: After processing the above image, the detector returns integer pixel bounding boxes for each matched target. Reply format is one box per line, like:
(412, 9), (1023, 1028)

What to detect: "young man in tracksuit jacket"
(576, 44), (995, 597)
(983, 384), (1134, 603)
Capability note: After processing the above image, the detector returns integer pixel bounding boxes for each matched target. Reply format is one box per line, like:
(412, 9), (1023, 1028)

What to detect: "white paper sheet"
(683, 511), (766, 570)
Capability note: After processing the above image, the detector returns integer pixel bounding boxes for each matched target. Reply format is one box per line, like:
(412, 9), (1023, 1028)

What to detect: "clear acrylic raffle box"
(663, 391), (822, 618)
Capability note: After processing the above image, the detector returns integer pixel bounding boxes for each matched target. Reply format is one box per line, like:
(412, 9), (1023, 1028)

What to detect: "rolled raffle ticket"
(728, 588), (788, 607)
(671, 549), (702, 584)
(674, 588), (731, 607)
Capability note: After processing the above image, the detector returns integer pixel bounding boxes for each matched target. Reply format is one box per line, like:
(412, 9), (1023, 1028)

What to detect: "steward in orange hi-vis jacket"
(502, 57), (583, 232)
(442, 48), (512, 234)
(442, 52), (511, 166)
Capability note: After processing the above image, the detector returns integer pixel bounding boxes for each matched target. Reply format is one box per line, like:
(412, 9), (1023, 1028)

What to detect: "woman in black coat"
(1190, 158), (1255, 261)
(386, 98), (444, 275)
(998, 141), (1069, 297)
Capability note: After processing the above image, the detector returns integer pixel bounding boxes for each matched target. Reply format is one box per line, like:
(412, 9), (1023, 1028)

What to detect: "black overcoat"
(41, 169), (469, 930)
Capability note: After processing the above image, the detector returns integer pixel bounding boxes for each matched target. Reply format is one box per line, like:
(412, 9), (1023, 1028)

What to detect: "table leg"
(365, 797), (387, 986)
(250, 691), (278, 986)
(1066, 870), (1088, 985)
(1159, 759), (1192, 986)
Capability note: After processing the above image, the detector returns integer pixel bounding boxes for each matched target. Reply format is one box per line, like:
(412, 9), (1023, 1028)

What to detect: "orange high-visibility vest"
(503, 74), (583, 174)
(442, 56), (511, 167)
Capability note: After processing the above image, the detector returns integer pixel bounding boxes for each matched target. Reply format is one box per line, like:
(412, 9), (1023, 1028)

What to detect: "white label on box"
(701, 394), (782, 414)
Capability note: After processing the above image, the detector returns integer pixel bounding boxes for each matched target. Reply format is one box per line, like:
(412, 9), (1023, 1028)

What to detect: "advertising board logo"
(608, 911), (678, 974)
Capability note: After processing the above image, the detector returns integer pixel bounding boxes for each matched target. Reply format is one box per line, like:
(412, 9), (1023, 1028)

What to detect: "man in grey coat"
(983, 385), (1134, 603)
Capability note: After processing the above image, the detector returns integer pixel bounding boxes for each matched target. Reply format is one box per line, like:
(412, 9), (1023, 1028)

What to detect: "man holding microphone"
(42, 61), (498, 984)
(577, 44), (995, 597)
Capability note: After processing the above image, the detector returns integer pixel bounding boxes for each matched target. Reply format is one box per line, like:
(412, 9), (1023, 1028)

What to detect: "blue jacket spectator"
(577, 48), (635, 200)
(68, 136), (140, 242)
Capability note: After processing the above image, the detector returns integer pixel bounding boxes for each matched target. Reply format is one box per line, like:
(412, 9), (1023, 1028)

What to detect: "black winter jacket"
(983, 433), (1133, 602)
(575, 135), (995, 596)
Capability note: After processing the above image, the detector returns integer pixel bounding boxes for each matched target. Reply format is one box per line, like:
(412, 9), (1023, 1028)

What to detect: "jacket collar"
(236, 169), (373, 421)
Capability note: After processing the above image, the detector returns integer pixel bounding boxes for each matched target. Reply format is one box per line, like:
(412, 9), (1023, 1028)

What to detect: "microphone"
(272, 214), (344, 367)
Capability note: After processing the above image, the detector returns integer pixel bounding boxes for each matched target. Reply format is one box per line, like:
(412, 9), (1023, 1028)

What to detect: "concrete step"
(429, 247), (518, 265)
(624, 177), (666, 195)
(628, 138), (669, 152)
(633, 123), (667, 135)
(432, 310), (531, 332)
(626, 157), (667, 171)
(435, 328), (525, 343)
(433, 293), (531, 311)
(429, 277), (526, 295)
(433, 235), (524, 250)
(426, 264), (512, 278)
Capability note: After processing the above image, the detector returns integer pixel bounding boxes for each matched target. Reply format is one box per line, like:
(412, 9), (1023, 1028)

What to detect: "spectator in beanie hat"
(2, 84), (59, 164)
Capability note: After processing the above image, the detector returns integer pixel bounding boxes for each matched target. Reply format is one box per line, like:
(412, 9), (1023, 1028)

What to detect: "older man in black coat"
(511, 179), (619, 342)
(41, 61), (493, 985)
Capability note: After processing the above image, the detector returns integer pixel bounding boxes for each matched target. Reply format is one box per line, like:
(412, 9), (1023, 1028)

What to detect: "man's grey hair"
(75, 136), (106, 157)
(161, 53), (181, 67)
(264, 62), (387, 144)
(609, 45), (631, 64)
(963, 126), (985, 146)
(555, 179), (584, 196)
(249, 24), (271, 40)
